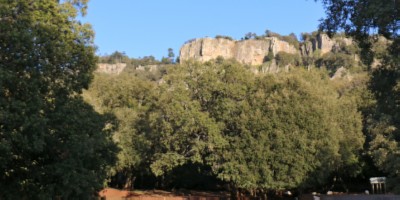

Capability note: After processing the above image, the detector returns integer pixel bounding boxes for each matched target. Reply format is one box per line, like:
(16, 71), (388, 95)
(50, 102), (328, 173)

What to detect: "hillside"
(96, 32), (389, 78)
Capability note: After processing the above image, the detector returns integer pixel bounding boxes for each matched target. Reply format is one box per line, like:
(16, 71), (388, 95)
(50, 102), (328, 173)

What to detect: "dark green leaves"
(88, 59), (364, 193)
(0, 0), (117, 198)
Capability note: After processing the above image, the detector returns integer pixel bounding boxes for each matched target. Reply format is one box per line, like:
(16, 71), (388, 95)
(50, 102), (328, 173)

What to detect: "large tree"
(319, 0), (398, 38)
(141, 60), (363, 195)
(0, 0), (117, 198)
(318, 0), (399, 65)
(83, 73), (157, 189)
(318, 0), (400, 192)
(208, 67), (363, 195)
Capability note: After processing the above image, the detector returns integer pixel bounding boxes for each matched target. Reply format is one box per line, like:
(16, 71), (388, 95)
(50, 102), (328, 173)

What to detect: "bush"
(316, 52), (355, 75)
(275, 52), (301, 67)
(265, 29), (281, 37)
(263, 51), (274, 63)
(215, 35), (234, 41)
(184, 38), (197, 44)
(281, 35), (300, 49)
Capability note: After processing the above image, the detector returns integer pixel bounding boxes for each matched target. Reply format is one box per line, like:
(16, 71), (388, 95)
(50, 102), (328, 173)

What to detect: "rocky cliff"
(96, 63), (127, 74)
(180, 33), (354, 66)
(300, 34), (353, 56)
(180, 37), (298, 66)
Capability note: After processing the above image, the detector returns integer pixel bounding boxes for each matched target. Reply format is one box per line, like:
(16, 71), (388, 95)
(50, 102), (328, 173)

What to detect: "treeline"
(84, 58), (381, 197)
(99, 49), (176, 67)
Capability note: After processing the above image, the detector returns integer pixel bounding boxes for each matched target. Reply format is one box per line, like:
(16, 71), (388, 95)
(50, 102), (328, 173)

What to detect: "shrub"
(215, 35), (234, 41)
(275, 52), (301, 67)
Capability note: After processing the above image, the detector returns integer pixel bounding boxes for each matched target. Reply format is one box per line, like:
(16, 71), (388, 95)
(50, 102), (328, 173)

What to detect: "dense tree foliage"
(3, 0), (396, 197)
(275, 52), (302, 67)
(316, 52), (357, 75)
(207, 66), (363, 193)
(318, 0), (398, 65)
(86, 58), (365, 196)
(99, 51), (162, 67)
(0, 0), (117, 198)
(318, 0), (400, 192)
(83, 73), (157, 189)
(319, 0), (399, 39)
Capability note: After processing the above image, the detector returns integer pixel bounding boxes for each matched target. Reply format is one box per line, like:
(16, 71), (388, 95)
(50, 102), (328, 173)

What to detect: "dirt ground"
(99, 188), (400, 200)
(98, 188), (230, 200)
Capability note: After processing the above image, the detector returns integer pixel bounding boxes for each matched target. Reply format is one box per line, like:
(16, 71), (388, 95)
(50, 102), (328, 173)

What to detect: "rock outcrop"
(180, 37), (298, 66)
(96, 63), (126, 74)
(300, 40), (314, 56)
(180, 38), (236, 63)
(180, 33), (354, 66)
(317, 34), (337, 55)
(301, 34), (353, 57)
(330, 66), (352, 81)
(136, 65), (158, 72)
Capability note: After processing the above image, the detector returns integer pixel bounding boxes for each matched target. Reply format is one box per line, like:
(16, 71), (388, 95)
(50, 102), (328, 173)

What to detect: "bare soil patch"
(98, 188), (230, 200)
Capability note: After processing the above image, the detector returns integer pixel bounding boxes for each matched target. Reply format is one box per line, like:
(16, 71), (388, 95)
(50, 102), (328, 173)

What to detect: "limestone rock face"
(300, 41), (314, 56)
(270, 37), (298, 55)
(235, 39), (270, 65)
(301, 33), (354, 56)
(180, 37), (298, 66)
(136, 65), (158, 72)
(317, 34), (337, 55)
(180, 33), (356, 66)
(331, 66), (352, 81)
(96, 63), (126, 74)
(180, 38), (236, 63)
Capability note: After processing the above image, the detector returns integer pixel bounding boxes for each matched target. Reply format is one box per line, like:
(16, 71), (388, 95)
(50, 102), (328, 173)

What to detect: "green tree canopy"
(318, 0), (400, 193)
(135, 60), (363, 194)
(211, 68), (363, 192)
(84, 56), (365, 195)
(0, 0), (117, 198)
(319, 0), (399, 39)
(83, 73), (156, 189)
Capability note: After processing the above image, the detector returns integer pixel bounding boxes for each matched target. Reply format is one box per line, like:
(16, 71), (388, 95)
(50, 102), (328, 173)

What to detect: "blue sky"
(81, 0), (325, 60)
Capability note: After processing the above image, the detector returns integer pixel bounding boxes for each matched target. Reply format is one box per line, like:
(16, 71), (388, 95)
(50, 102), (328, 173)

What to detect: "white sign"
(370, 177), (386, 184)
